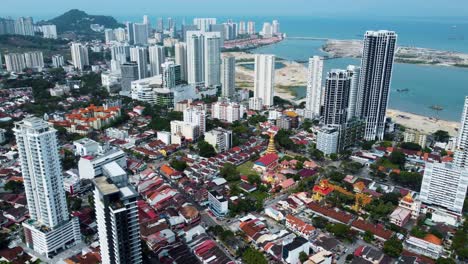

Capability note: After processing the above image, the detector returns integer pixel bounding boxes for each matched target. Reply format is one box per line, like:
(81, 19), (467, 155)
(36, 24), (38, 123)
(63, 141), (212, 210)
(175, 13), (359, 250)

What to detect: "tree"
(311, 216), (328, 229)
(436, 258), (456, 264)
(363, 230), (374, 243)
(400, 142), (422, 151)
(383, 237), (403, 257)
(299, 251), (309, 263)
(346, 254), (354, 261)
(170, 159), (187, 172)
(242, 247), (268, 264)
(326, 223), (350, 238)
(70, 197), (82, 211)
(433, 130), (450, 143)
(361, 140), (375, 150)
(198, 140), (216, 158)
(390, 171), (423, 190)
(310, 149), (324, 161)
(247, 174), (261, 185)
(389, 151), (406, 169)
(220, 163), (240, 182)
(329, 153), (338, 161)
(4, 181), (23, 194)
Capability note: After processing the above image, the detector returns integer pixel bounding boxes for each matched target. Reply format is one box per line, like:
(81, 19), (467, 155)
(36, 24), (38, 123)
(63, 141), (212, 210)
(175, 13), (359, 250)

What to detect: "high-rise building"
(126, 22), (135, 45)
(186, 31), (204, 84)
(272, 20), (280, 35)
(316, 125), (340, 155)
(162, 61), (181, 88)
(41, 24), (57, 39)
(221, 56), (236, 97)
(94, 164), (141, 264)
(104, 29), (115, 43)
(170, 120), (199, 145)
(111, 43), (130, 63)
(121, 63), (139, 94)
(261, 23), (273, 38)
(323, 69), (351, 126)
(0, 18), (15, 35)
(14, 17), (34, 36)
(156, 18), (164, 33)
(209, 24), (225, 47)
(184, 107), (206, 135)
(71, 43), (89, 71)
(305, 56), (324, 119)
(356, 30), (397, 140)
(247, 21), (256, 35)
(454, 96), (468, 168)
(130, 46), (148, 79)
(174, 42), (187, 82)
(346, 65), (361, 121)
(204, 32), (221, 87)
(114, 28), (127, 42)
(193, 18), (216, 32)
(223, 22), (237, 40)
(148, 45), (165, 76)
(14, 118), (81, 258)
(420, 162), (468, 215)
(133, 23), (149, 45)
(212, 99), (245, 123)
(254, 54), (275, 106)
(24, 51), (44, 70)
(238, 21), (246, 35)
(143, 15), (151, 32)
(205, 128), (233, 153)
(4, 53), (26, 73)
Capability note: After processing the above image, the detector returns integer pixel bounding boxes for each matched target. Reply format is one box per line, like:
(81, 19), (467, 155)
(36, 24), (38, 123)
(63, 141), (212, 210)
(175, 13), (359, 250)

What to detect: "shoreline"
(226, 51), (460, 136)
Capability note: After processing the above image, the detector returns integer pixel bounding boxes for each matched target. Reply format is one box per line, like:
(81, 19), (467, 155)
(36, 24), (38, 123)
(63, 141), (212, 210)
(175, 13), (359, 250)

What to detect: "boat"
(397, 88), (409, 92)
(430, 105), (444, 111)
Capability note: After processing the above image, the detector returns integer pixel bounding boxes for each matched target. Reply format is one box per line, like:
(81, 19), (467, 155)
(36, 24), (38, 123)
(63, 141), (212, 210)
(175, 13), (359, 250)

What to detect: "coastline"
(226, 51), (460, 136)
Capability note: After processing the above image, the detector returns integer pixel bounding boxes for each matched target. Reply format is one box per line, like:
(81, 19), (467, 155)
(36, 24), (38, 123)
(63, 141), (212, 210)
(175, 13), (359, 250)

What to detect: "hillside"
(0, 35), (70, 58)
(47, 9), (124, 34)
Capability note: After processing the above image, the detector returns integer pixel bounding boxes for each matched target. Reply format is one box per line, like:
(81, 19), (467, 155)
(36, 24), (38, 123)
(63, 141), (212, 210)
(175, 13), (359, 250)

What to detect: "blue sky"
(1, 0), (468, 19)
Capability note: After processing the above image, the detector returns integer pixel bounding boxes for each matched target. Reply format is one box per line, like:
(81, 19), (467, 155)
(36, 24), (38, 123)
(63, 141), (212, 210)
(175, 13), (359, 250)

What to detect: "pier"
(285, 36), (329, 41)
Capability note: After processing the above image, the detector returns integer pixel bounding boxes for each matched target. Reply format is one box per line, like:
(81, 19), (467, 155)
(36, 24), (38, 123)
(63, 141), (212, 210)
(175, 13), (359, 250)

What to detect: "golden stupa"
(265, 133), (277, 154)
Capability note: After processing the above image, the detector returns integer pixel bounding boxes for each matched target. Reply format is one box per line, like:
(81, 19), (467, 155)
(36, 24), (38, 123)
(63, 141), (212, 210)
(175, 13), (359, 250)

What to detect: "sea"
(119, 15), (468, 121)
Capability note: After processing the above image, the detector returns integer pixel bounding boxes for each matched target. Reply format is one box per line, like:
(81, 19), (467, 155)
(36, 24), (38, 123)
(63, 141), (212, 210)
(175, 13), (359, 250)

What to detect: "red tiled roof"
(307, 202), (353, 224)
(351, 219), (393, 240)
(255, 153), (279, 167)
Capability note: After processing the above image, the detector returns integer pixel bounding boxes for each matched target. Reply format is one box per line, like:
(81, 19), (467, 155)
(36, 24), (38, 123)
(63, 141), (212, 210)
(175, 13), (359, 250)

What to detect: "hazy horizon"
(1, 0), (468, 20)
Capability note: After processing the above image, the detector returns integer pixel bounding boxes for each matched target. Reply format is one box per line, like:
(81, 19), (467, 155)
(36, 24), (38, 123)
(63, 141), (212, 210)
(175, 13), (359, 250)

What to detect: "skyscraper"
(193, 18), (216, 32)
(356, 30), (397, 140)
(183, 107), (206, 135)
(126, 22), (135, 45)
(24, 51), (44, 70)
(14, 118), (81, 258)
(148, 45), (165, 76)
(156, 18), (164, 33)
(346, 65), (361, 121)
(71, 43), (89, 71)
(4, 53), (26, 73)
(261, 23), (273, 38)
(254, 54), (275, 107)
(305, 56), (324, 119)
(94, 164), (141, 264)
(454, 97), (468, 168)
(130, 47), (148, 79)
(174, 42), (187, 82)
(186, 31), (205, 84)
(162, 61), (181, 88)
(323, 69), (351, 126)
(41, 24), (57, 39)
(247, 21), (256, 35)
(111, 43), (131, 63)
(133, 23), (149, 45)
(204, 32), (221, 87)
(51, 54), (64, 68)
(272, 20), (280, 35)
(238, 21), (246, 35)
(420, 162), (468, 215)
(221, 56), (236, 98)
(121, 63), (139, 94)
(14, 17), (34, 36)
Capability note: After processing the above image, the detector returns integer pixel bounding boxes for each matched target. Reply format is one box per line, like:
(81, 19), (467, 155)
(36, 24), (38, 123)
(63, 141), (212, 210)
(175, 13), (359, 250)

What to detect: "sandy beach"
(224, 51), (460, 136)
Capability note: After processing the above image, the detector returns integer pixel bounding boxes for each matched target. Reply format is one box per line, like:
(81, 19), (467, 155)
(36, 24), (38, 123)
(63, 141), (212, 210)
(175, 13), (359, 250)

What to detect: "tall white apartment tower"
(346, 65), (361, 121)
(204, 32), (221, 87)
(130, 47), (148, 79)
(133, 23), (149, 45)
(4, 53), (26, 73)
(247, 21), (256, 35)
(420, 162), (468, 215)
(305, 56), (324, 119)
(183, 107), (206, 135)
(94, 169), (141, 264)
(193, 18), (217, 32)
(254, 54), (275, 107)
(186, 31), (205, 84)
(323, 69), (351, 126)
(175, 42), (187, 82)
(221, 56), (236, 98)
(148, 45), (165, 76)
(454, 96), (468, 168)
(356, 30), (397, 140)
(71, 43), (89, 71)
(14, 118), (81, 258)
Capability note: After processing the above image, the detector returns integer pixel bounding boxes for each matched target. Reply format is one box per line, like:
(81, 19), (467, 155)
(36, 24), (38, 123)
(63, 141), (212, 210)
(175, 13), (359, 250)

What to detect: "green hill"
(47, 9), (124, 34)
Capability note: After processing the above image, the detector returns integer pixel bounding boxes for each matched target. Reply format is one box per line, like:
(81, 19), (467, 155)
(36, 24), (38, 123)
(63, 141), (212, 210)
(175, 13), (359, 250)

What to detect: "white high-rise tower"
(221, 56), (236, 98)
(148, 45), (165, 76)
(356, 30), (397, 140)
(454, 96), (468, 168)
(14, 118), (81, 258)
(254, 54), (275, 107)
(204, 32), (221, 87)
(175, 42), (187, 82)
(186, 31), (205, 84)
(130, 46), (148, 79)
(71, 43), (89, 71)
(305, 56), (323, 119)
